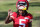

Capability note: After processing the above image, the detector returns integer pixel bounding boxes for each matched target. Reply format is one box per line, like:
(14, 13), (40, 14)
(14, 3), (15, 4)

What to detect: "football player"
(5, 0), (33, 27)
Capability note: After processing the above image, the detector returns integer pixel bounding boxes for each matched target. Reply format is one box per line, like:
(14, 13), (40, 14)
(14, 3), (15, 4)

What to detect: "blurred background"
(0, 0), (40, 27)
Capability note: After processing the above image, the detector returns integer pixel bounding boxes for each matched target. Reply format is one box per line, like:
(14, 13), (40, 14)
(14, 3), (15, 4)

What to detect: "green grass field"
(0, 0), (40, 27)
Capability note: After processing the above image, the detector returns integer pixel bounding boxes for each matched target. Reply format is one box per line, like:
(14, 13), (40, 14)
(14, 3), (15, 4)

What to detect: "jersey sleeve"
(27, 13), (33, 22)
(10, 12), (17, 20)
(27, 13), (33, 19)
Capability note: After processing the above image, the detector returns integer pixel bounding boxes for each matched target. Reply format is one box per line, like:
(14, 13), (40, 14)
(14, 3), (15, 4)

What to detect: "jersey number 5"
(19, 19), (26, 27)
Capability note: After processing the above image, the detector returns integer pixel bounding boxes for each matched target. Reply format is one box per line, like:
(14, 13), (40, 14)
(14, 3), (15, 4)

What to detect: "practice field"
(0, 0), (40, 27)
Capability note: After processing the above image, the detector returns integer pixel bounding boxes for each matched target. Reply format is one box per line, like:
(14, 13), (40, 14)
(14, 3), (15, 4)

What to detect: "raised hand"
(8, 9), (13, 17)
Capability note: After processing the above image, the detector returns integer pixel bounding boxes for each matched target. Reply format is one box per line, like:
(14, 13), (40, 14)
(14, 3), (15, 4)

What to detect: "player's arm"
(5, 9), (13, 24)
(27, 13), (33, 27)
(5, 15), (13, 24)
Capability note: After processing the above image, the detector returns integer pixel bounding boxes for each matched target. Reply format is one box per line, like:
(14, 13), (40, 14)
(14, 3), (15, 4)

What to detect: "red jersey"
(10, 12), (33, 27)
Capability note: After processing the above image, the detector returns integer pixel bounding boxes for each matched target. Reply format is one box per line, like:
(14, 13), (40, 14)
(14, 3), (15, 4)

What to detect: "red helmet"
(16, 0), (29, 10)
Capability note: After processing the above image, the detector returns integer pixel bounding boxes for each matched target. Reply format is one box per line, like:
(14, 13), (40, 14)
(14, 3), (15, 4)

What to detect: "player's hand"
(8, 9), (13, 16)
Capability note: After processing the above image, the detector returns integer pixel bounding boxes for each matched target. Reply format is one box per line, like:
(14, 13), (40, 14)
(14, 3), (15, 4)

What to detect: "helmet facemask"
(17, 1), (27, 10)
